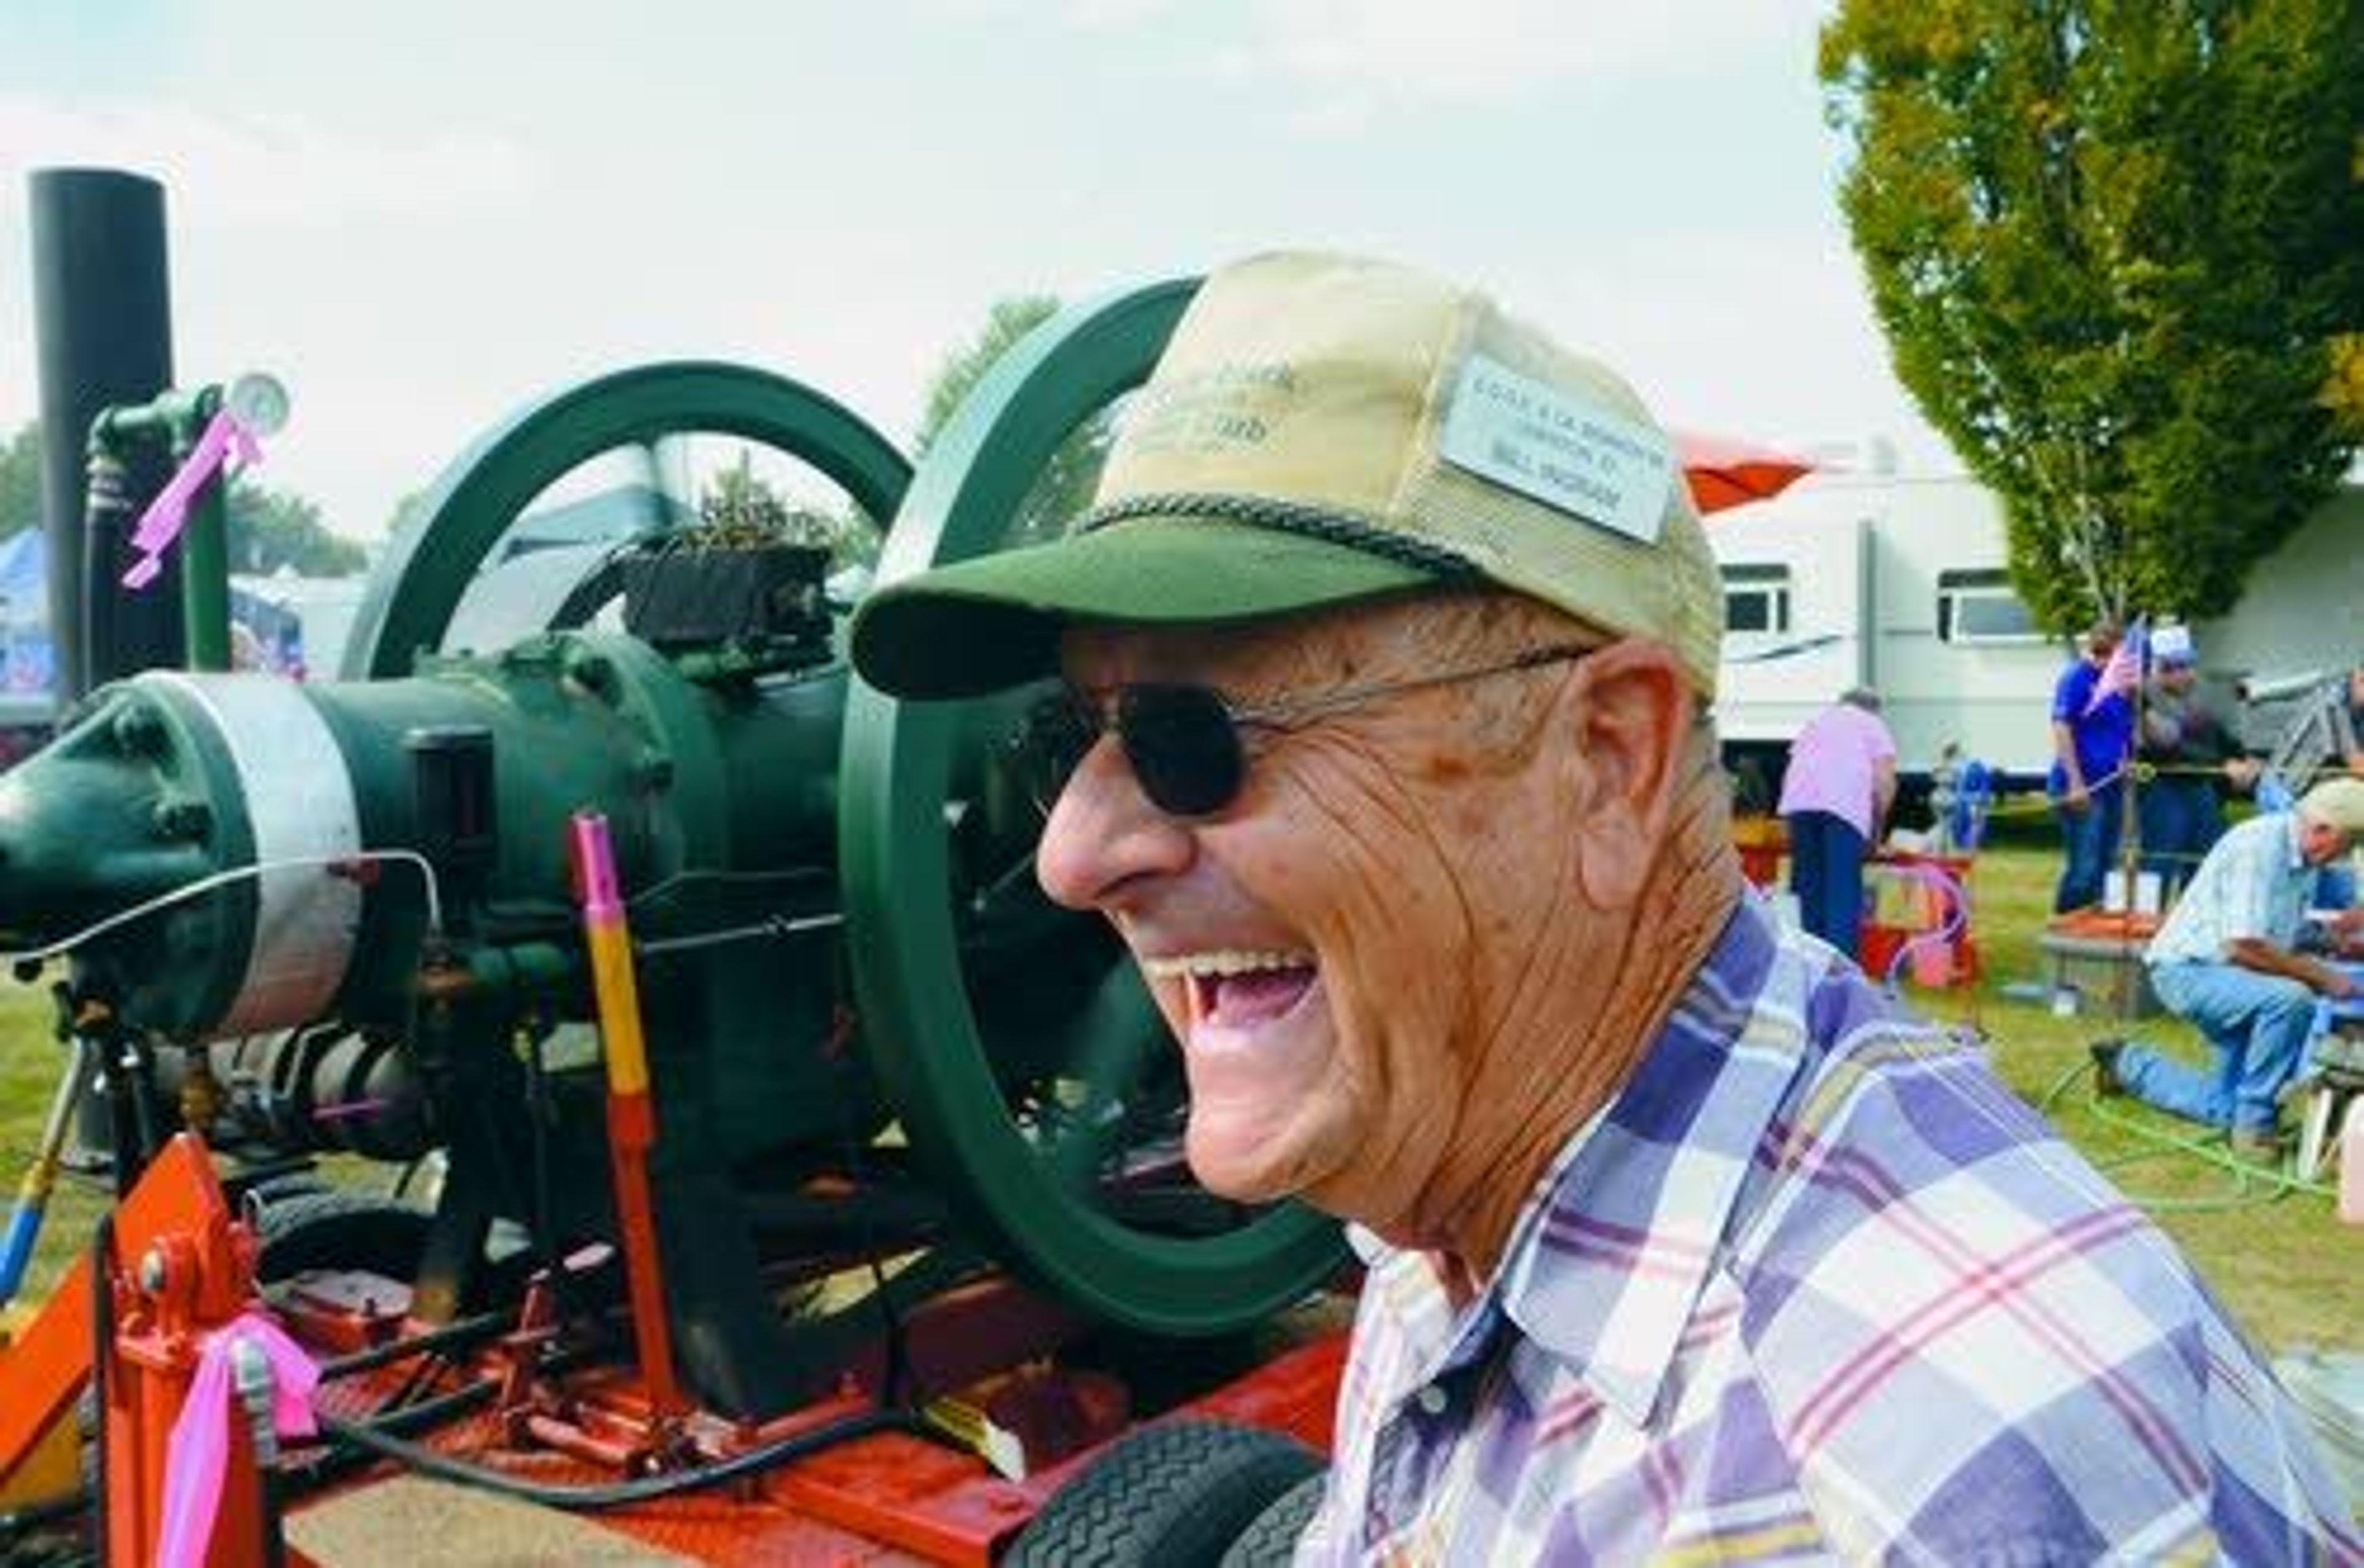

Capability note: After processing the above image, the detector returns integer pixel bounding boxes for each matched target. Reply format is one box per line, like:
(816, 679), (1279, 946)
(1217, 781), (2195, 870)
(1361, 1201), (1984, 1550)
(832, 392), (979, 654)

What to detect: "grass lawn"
(1916, 834), (2360, 1353)
(0, 840), (2357, 1351)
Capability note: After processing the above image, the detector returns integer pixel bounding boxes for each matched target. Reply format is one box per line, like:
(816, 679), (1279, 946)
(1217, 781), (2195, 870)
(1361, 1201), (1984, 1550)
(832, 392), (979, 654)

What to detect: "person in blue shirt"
(2048, 622), (2134, 913)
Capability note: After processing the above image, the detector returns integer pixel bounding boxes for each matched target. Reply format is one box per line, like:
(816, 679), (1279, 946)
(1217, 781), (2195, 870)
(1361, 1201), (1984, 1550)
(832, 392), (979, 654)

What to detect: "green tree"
(385, 489), (430, 539)
(1820, 1), (2364, 633)
(225, 478), (366, 576)
(2, 420), (363, 577)
(0, 422), (42, 539)
(917, 294), (1114, 547)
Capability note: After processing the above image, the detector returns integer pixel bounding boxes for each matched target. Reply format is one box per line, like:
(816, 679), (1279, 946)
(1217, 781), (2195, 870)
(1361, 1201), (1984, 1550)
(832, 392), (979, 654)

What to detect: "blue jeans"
(2052, 782), (2124, 914)
(1785, 810), (1866, 960)
(2120, 962), (2318, 1134)
(2137, 776), (2222, 898)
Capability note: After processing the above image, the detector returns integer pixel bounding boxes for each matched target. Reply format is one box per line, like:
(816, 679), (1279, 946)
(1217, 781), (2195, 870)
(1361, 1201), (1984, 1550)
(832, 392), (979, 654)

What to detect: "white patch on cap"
(1439, 353), (1674, 544)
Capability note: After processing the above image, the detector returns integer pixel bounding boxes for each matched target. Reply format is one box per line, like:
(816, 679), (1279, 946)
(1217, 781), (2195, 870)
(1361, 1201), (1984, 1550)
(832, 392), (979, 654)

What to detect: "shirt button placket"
(1366, 1417), (1407, 1544)
(1364, 1381), (1459, 1553)
(1369, 1385), (1446, 1548)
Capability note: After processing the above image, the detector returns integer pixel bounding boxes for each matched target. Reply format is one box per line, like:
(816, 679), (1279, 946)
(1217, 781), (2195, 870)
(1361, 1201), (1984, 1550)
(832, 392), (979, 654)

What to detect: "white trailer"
(1708, 448), (2363, 790)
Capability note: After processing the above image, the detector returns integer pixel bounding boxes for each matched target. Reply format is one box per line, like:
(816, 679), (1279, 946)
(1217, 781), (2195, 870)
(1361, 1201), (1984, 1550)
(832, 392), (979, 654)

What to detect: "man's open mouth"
(1140, 951), (1319, 1029)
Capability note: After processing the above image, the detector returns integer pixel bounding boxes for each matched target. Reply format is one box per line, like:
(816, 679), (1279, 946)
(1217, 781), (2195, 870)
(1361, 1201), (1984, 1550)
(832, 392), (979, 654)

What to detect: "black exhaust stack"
(28, 167), (186, 698)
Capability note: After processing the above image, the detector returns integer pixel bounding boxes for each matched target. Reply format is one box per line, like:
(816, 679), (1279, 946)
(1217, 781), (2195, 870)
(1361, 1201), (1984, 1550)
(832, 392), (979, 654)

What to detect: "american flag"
(2086, 616), (2146, 715)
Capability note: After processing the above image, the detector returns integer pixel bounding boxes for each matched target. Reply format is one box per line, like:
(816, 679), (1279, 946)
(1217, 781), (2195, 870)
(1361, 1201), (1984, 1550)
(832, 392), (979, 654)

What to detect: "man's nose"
(1035, 734), (1194, 911)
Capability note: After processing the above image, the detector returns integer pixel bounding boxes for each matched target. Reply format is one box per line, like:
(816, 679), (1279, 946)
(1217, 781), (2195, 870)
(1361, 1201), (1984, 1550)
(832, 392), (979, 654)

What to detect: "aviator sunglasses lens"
(1016, 644), (1591, 818)
(1117, 685), (1247, 817)
(1013, 693), (1098, 813)
(1013, 683), (1249, 818)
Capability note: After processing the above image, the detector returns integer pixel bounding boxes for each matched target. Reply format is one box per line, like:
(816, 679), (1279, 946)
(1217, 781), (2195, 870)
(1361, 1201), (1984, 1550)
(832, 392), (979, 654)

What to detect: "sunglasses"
(1011, 643), (1596, 819)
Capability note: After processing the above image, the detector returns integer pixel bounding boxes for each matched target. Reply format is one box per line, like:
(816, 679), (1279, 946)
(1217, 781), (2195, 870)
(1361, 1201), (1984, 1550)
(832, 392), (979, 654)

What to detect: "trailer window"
(1722, 565), (1791, 635)
(1937, 569), (2040, 642)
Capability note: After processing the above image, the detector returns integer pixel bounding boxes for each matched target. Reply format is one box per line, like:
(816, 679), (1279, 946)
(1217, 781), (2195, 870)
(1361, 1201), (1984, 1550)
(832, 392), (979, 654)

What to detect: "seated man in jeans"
(2096, 778), (2364, 1157)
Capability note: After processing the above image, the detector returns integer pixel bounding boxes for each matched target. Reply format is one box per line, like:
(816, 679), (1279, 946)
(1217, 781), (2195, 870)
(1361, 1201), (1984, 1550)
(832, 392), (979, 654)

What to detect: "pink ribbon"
(121, 409), (263, 591)
(157, 1311), (318, 1568)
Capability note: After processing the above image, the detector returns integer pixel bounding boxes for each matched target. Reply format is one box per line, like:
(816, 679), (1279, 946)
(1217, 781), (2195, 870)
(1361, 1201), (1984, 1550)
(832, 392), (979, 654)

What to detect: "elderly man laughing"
(851, 254), (2352, 1564)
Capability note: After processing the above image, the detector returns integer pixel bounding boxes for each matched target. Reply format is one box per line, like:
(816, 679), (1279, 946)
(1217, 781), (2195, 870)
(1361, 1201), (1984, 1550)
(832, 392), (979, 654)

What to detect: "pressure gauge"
(225, 372), (291, 436)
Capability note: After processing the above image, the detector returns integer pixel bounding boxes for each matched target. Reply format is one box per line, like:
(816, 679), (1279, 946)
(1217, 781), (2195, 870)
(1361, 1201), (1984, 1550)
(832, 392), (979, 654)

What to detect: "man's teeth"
(1140, 951), (1312, 981)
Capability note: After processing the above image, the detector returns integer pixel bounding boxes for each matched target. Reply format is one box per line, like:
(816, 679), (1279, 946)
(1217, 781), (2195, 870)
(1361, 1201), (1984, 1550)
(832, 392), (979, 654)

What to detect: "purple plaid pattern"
(1297, 896), (2358, 1564)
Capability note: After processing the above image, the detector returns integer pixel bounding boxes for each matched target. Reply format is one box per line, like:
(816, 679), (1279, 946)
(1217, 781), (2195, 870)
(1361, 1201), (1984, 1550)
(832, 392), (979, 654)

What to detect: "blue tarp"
(0, 531), (331, 685)
(0, 529), (45, 614)
(0, 530), (55, 693)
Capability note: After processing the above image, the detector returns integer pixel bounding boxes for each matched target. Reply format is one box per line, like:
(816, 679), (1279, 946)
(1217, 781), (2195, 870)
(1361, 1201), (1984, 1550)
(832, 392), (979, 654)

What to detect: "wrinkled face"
(1032, 600), (1580, 1230)
(2298, 816), (2353, 867)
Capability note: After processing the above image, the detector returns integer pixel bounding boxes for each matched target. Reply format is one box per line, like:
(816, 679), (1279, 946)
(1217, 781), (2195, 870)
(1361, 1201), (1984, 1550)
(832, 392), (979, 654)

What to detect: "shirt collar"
(2278, 811), (2306, 873)
(1345, 895), (1843, 1429)
(1490, 894), (1812, 1426)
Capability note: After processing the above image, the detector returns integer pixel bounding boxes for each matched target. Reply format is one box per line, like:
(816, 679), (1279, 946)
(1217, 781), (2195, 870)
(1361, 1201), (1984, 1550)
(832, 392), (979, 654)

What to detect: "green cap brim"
(851, 516), (1436, 698)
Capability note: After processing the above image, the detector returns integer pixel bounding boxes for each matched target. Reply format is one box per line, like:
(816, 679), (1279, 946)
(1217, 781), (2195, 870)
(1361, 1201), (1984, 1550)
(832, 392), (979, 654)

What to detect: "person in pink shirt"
(1777, 688), (1898, 957)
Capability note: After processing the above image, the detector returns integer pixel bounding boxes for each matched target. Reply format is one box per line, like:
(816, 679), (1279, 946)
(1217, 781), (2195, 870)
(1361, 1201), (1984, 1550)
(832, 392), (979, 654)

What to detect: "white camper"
(1708, 447), (2363, 790)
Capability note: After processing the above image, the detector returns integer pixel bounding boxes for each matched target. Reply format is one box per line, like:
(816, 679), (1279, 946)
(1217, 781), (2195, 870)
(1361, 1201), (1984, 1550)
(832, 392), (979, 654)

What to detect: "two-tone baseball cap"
(850, 251), (1722, 699)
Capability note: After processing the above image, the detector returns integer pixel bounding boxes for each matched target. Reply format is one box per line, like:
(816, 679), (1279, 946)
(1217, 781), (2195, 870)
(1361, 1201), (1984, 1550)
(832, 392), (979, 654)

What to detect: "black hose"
(255, 1425), (286, 1568)
(88, 1212), (113, 1568)
(315, 1405), (926, 1512)
(353, 1378), (501, 1439)
(369, 1351), (448, 1420)
(0, 1486), (89, 1540)
(279, 1379), (501, 1499)
(316, 1307), (512, 1379)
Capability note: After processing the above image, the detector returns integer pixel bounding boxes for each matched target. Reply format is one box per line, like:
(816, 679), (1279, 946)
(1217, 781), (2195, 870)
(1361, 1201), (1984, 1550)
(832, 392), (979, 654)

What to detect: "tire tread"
(1007, 1418), (1322, 1567)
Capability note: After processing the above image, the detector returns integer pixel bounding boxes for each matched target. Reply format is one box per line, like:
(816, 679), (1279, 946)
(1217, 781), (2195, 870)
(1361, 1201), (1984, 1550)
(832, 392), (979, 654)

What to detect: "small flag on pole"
(2087, 616), (2147, 715)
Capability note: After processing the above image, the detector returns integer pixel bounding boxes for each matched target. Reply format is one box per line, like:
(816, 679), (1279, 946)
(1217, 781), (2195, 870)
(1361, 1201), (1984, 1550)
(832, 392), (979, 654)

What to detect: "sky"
(0, 0), (1955, 541)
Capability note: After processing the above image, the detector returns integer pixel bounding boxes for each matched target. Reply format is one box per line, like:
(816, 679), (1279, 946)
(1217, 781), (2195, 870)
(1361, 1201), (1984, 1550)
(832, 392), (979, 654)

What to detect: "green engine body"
(0, 318), (1342, 1420)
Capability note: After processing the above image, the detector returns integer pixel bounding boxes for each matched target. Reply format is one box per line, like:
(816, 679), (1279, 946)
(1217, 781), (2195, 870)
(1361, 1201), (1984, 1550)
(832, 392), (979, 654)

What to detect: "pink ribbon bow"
(121, 409), (263, 591)
(157, 1311), (318, 1567)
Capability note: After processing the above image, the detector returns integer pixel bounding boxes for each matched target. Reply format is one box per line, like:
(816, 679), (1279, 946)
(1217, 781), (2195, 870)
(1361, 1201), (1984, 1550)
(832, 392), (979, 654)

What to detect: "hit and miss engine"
(0, 311), (1340, 1422)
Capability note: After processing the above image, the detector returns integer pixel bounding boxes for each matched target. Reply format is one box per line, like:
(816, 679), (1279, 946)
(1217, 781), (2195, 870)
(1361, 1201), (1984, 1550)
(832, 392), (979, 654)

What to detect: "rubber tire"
(1216, 1473), (1328, 1567)
(1005, 1419), (1324, 1568)
(252, 1189), (430, 1283)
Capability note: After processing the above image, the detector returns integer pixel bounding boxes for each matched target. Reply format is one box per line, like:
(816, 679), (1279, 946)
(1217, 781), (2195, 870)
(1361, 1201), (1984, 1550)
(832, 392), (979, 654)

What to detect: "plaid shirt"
(2147, 813), (2326, 967)
(1298, 897), (2357, 1564)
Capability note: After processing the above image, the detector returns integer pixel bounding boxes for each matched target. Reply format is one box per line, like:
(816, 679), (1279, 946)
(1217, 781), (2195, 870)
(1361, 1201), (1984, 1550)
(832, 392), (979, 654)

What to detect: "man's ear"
(1559, 642), (1691, 910)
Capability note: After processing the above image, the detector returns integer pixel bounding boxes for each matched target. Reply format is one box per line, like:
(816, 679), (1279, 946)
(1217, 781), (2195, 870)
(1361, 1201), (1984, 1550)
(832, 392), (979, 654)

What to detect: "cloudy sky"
(0, 0), (1952, 538)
